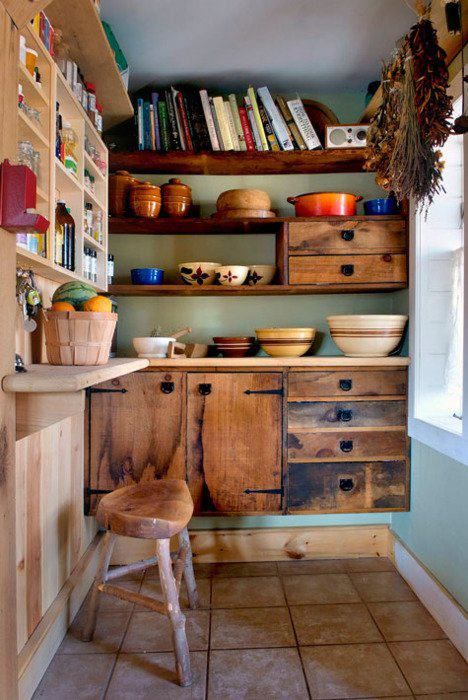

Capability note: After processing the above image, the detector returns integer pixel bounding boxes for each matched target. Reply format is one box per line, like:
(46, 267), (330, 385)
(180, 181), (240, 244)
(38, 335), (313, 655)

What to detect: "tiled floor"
(34, 557), (468, 699)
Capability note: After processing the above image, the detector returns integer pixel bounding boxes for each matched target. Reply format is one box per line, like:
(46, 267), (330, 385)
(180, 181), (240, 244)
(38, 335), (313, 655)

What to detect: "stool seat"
(97, 479), (193, 540)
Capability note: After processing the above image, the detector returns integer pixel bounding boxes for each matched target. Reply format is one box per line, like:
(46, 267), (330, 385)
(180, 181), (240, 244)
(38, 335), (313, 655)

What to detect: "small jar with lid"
(161, 177), (192, 218)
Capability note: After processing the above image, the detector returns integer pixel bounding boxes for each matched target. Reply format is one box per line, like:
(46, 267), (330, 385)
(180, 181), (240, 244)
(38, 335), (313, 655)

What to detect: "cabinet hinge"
(244, 487), (283, 495)
(86, 387), (128, 396)
(244, 388), (283, 395)
(86, 488), (112, 495)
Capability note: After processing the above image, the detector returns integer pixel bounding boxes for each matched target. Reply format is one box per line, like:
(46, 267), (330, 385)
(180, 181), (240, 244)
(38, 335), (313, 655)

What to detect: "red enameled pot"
(287, 191), (363, 217)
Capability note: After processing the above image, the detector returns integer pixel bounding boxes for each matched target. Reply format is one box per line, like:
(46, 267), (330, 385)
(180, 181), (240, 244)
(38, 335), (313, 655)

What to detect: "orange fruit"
(83, 295), (112, 313)
(51, 301), (75, 312)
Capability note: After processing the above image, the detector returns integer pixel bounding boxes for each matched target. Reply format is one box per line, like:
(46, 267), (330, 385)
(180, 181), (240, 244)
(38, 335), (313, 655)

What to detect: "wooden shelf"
(84, 152), (106, 181)
(55, 158), (83, 192)
(18, 108), (49, 148)
(36, 186), (48, 203)
(16, 246), (104, 290)
(109, 148), (370, 176)
(84, 233), (105, 252)
(18, 62), (49, 107)
(84, 185), (105, 210)
(109, 283), (405, 297)
(45, 0), (134, 130)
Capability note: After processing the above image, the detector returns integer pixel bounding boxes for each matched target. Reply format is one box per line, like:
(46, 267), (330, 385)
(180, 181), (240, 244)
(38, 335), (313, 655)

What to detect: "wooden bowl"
(212, 208), (276, 219)
(216, 188), (271, 212)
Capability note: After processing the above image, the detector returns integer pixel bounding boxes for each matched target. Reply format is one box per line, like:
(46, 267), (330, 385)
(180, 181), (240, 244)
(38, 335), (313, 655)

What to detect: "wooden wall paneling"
(0, 3), (20, 696)
(88, 372), (186, 514)
(186, 372), (283, 513)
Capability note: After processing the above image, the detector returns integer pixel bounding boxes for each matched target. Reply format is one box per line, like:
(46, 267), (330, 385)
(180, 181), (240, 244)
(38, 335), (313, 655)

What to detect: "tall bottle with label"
(55, 201), (75, 270)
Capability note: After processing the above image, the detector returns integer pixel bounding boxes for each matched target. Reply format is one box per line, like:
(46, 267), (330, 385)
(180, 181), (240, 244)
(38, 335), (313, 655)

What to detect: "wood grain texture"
(145, 357), (410, 368)
(288, 400), (406, 430)
(109, 148), (370, 175)
(289, 253), (407, 285)
(288, 460), (409, 513)
(87, 372), (186, 515)
(1, 0), (50, 28)
(15, 391), (84, 439)
(288, 219), (406, 255)
(288, 429), (408, 461)
(109, 281), (406, 296)
(109, 216), (283, 235)
(288, 370), (407, 398)
(187, 372), (282, 513)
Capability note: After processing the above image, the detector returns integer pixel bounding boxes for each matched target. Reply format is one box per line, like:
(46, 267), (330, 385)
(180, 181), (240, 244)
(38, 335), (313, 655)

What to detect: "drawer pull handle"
(341, 264), (354, 276)
(198, 383), (212, 396)
(340, 440), (354, 453)
(339, 378), (353, 391)
(341, 229), (355, 241)
(383, 253), (392, 262)
(339, 478), (354, 492)
(337, 409), (353, 422)
(161, 381), (175, 394)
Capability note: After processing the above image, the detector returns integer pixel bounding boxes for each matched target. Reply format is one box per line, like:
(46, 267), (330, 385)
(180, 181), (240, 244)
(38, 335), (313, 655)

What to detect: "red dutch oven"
(287, 191), (363, 217)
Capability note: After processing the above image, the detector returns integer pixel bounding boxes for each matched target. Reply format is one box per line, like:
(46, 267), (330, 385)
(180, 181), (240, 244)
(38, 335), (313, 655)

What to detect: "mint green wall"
(391, 441), (468, 610)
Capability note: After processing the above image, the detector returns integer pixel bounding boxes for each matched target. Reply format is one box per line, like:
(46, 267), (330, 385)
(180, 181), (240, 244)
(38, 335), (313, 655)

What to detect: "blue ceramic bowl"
(131, 268), (164, 285)
(364, 197), (400, 215)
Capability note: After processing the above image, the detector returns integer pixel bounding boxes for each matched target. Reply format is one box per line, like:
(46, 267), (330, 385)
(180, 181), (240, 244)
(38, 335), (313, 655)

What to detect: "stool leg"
(82, 531), (116, 642)
(156, 538), (192, 687)
(179, 527), (198, 609)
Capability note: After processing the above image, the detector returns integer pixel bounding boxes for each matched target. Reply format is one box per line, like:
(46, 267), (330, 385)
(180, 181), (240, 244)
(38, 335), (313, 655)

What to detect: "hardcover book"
(209, 96), (225, 150)
(213, 96), (234, 151)
(176, 90), (194, 151)
(238, 105), (255, 151)
(171, 86), (186, 150)
(228, 94), (247, 151)
(257, 97), (280, 151)
(247, 86), (268, 150)
(224, 100), (241, 151)
(244, 95), (262, 151)
(200, 89), (220, 151)
(287, 97), (322, 150)
(157, 100), (171, 152)
(276, 95), (305, 149)
(185, 90), (212, 152)
(165, 88), (182, 150)
(151, 92), (161, 150)
(257, 87), (294, 151)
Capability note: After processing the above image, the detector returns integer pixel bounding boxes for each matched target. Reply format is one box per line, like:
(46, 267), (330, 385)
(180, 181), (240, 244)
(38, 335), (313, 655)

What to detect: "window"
(409, 89), (468, 464)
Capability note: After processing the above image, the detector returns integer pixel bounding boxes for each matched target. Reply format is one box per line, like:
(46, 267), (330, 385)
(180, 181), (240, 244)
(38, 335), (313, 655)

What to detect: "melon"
(52, 281), (97, 310)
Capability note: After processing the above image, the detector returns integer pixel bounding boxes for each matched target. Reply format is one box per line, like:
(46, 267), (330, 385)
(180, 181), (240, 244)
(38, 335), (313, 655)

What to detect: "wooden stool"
(82, 479), (198, 687)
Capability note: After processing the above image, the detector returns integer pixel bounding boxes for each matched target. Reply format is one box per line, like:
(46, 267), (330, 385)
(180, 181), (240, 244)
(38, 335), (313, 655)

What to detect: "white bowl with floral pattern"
(215, 265), (249, 286)
(248, 264), (276, 286)
(178, 262), (221, 286)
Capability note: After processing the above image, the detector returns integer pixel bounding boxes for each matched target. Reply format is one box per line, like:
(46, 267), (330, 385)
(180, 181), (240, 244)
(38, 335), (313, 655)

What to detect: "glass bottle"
(61, 120), (78, 176)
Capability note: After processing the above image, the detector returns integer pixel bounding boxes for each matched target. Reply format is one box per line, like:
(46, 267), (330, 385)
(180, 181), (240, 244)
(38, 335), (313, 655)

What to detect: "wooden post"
(81, 531), (115, 642)
(179, 527), (199, 609)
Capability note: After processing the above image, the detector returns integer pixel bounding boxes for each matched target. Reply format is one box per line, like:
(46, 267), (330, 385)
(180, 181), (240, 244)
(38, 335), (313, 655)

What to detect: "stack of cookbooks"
(135, 86), (322, 152)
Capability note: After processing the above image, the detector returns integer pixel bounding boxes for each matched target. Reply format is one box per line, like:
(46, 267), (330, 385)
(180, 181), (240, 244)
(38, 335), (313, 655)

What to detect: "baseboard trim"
(111, 524), (391, 564)
(18, 533), (103, 700)
(389, 530), (468, 661)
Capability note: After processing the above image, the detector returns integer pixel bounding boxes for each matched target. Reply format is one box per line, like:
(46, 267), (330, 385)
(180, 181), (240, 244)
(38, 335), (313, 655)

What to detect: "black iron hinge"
(86, 387), (128, 396)
(244, 388), (283, 395)
(244, 487), (283, 495)
(87, 488), (112, 495)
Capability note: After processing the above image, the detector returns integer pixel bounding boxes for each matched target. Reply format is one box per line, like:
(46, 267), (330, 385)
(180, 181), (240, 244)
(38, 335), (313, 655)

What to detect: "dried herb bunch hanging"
(365, 7), (453, 209)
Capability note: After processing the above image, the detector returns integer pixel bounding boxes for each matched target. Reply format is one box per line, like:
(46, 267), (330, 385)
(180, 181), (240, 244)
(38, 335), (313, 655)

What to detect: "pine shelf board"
(84, 185), (105, 211)
(45, 0), (134, 130)
(18, 62), (50, 107)
(55, 158), (83, 193)
(36, 186), (48, 203)
(16, 246), (104, 291)
(108, 282), (405, 297)
(83, 233), (105, 252)
(84, 152), (106, 181)
(18, 108), (49, 148)
(56, 69), (107, 150)
(109, 148), (371, 176)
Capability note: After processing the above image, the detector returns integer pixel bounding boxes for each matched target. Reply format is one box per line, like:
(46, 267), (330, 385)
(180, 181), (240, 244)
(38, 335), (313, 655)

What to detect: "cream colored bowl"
(327, 315), (408, 357)
(215, 265), (249, 286)
(248, 264), (276, 286)
(178, 262), (221, 286)
(255, 327), (316, 357)
(133, 336), (175, 358)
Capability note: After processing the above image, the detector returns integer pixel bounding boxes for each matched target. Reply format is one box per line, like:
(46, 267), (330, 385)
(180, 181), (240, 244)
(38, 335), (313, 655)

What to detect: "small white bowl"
(215, 265), (249, 286)
(133, 336), (175, 358)
(327, 315), (408, 357)
(248, 264), (276, 286)
(178, 261), (221, 286)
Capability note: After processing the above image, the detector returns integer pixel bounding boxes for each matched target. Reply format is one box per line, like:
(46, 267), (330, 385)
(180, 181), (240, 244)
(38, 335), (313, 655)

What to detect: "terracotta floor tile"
(368, 601), (447, 641)
(138, 577), (211, 609)
(388, 640), (468, 695)
(415, 694), (468, 699)
(81, 580), (141, 614)
(349, 572), (416, 602)
(301, 643), (411, 699)
(210, 606), (296, 649)
(345, 557), (395, 573)
(121, 609), (209, 653)
(58, 612), (131, 655)
(105, 652), (207, 699)
(211, 576), (285, 608)
(290, 603), (382, 645)
(197, 561), (278, 578)
(278, 559), (348, 575)
(283, 574), (361, 605)
(33, 653), (115, 699)
(208, 648), (309, 699)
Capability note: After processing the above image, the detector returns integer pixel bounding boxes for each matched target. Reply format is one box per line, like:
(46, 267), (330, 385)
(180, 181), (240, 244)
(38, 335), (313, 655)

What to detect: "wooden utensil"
(171, 327), (192, 339)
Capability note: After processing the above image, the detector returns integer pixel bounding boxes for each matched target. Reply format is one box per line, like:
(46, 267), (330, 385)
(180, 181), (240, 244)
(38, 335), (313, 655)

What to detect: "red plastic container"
(287, 191), (362, 217)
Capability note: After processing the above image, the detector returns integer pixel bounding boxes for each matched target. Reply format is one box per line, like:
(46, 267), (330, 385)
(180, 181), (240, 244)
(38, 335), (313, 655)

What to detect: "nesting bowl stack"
(43, 310), (118, 366)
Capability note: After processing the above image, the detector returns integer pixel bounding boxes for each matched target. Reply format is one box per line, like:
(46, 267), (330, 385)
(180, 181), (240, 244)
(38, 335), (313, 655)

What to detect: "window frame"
(408, 71), (468, 465)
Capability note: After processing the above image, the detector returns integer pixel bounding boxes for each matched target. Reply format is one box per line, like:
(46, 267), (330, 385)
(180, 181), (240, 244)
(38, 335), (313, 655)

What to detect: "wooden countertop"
(2, 358), (149, 393)
(145, 356), (410, 368)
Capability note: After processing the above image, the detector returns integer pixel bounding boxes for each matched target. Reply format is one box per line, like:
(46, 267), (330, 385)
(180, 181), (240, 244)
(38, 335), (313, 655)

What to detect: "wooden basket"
(43, 310), (118, 366)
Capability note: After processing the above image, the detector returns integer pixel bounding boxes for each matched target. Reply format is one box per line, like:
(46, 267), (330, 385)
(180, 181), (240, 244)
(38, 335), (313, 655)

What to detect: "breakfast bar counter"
(144, 356), (410, 368)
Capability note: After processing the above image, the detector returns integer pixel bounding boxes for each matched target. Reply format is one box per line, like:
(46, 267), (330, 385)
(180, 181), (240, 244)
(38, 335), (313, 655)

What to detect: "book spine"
(209, 97), (224, 150)
(213, 96), (233, 151)
(171, 86), (186, 150)
(183, 93), (198, 150)
(287, 97), (322, 150)
(157, 100), (171, 152)
(151, 92), (161, 150)
(238, 106), (255, 151)
(257, 97), (280, 151)
(176, 91), (194, 151)
(257, 87), (294, 151)
(224, 100), (240, 151)
(228, 94), (247, 151)
(189, 92), (212, 152)
(165, 89), (181, 150)
(200, 90), (220, 151)
(244, 95), (262, 151)
(247, 86), (268, 150)
(143, 102), (151, 150)
(275, 96), (305, 150)
(149, 104), (156, 150)
(137, 98), (144, 150)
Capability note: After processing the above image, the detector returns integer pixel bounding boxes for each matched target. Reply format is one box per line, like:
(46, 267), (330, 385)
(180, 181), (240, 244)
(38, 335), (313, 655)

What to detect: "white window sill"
(408, 417), (468, 465)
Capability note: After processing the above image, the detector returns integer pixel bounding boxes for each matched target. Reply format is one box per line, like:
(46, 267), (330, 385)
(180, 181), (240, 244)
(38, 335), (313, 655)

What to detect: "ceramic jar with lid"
(109, 170), (137, 216)
(161, 177), (192, 218)
(130, 181), (162, 218)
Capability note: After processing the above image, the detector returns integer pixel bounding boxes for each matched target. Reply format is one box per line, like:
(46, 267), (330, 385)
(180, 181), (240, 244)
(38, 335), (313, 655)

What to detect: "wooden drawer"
(288, 429), (408, 461)
(288, 400), (406, 429)
(287, 460), (409, 512)
(288, 219), (406, 255)
(288, 370), (407, 398)
(289, 254), (407, 285)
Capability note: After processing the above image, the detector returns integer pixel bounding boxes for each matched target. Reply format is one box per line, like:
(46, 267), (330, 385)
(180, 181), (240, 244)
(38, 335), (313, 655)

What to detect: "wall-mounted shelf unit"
(108, 283), (405, 297)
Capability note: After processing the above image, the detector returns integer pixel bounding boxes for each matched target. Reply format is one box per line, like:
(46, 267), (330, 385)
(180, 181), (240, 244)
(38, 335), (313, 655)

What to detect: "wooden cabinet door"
(187, 372), (283, 514)
(86, 371), (185, 514)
